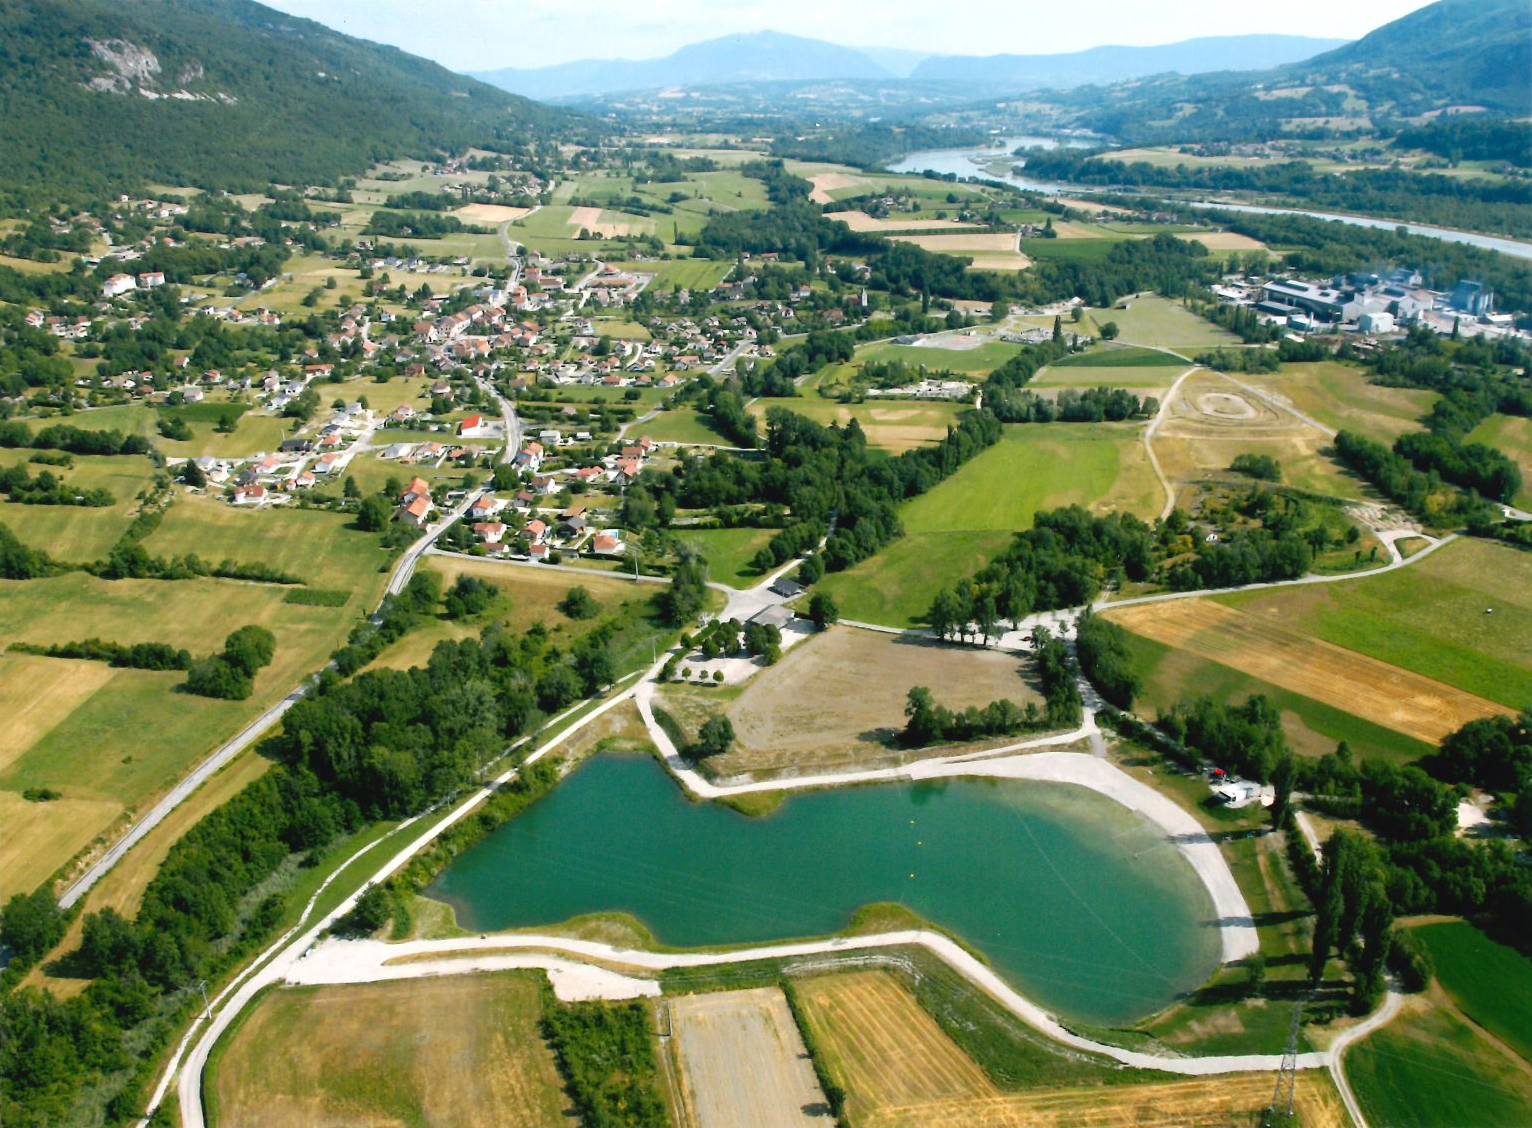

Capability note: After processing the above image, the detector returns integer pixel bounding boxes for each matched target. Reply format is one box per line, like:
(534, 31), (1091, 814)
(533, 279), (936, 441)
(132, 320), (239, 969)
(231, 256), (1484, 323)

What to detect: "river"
(425, 753), (1222, 1027)
(888, 140), (1532, 261)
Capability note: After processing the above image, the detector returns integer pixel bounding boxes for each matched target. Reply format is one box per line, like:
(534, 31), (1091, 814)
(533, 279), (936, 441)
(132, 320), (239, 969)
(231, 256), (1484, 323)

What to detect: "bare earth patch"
(890, 232), (1019, 254)
(1105, 599), (1514, 743)
(668, 987), (833, 1128)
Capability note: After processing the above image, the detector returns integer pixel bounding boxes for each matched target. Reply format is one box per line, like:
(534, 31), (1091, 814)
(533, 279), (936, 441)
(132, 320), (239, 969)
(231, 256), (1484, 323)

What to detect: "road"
(1143, 363), (1199, 520)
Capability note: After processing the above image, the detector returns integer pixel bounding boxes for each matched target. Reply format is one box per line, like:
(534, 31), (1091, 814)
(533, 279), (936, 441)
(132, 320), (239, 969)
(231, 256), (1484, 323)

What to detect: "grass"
(1413, 921), (1532, 1065)
(1466, 413), (1532, 510)
(1217, 537), (1532, 711)
(642, 408), (731, 446)
(855, 337), (1022, 375)
(748, 398), (968, 454)
(1085, 295), (1241, 350)
(601, 258), (733, 292)
(1245, 361), (1436, 446)
(208, 973), (571, 1128)
(62, 400), (291, 460)
(1050, 346), (1188, 368)
(674, 527), (777, 588)
(1345, 994), (1532, 1128)
(815, 424), (1159, 628)
(0, 449), (162, 563)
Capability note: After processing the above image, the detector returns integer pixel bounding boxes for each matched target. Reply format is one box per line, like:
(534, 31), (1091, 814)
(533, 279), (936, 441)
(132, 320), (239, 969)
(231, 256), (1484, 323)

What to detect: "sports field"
(1466, 413), (1532, 509)
(1084, 296), (1241, 350)
(209, 973), (571, 1128)
(668, 988), (832, 1128)
(748, 399), (968, 453)
(794, 970), (1346, 1128)
(702, 626), (1041, 774)
(1105, 598), (1514, 744)
(816, 424), (1160, 627)
(1241, 361), (1436, 446)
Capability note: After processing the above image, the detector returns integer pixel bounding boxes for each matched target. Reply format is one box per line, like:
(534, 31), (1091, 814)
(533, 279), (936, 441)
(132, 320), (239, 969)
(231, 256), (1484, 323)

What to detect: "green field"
(642, 408), (731, 446)
(1050, 346), (1187, 369)
(747, 398), (968, 454)
(674, 526), (778, 588)
(1116, 629), (1435, 763)
(1414, 921), (1532, 1065)
(1020, 238), (1123, 263)
(1345, 1000), (1532, 1128)
(61, 401), (290, 459)
(855, 337), (1021, 376)
(1217, 538), (1532, 710)
(1244, 361), (1436, 447)
(1466, 413), (1532, 510)
(602, 258), (733, 292)
(0, 450), (162, 562)
(1084, 295), (1241, 350)
(815, 424), (1160, 627)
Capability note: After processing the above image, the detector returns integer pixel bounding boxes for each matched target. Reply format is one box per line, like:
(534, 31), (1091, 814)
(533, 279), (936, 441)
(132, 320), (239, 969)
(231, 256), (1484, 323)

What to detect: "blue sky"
(261, 0), (1439, 72)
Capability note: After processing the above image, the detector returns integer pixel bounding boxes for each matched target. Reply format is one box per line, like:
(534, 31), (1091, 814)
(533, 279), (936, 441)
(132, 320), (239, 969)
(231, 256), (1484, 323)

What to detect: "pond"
(426, 754), (1223, 1026)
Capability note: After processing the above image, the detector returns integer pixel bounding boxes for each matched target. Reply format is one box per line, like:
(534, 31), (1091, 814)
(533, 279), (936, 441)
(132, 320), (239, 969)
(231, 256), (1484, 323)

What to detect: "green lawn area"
(1217, 538), (1532, 710)
(674, 527), (777, 588)
(816, 423), (1161, 627)
(1244, 361), (1436, 447)
(0, 449), (162, 563)
(1466, 413), (1532, 510)
(643, 408), (731, 446)
(1050, 346), (1188, 368)
(1345, 1000), (1532, 1128)
(748, 398), (967, 454)
(1413, 921), (1532, 1065)
(1020, 238), (1122, 263)
(601, 258), (733, 292)
(1032, 362), (1187, 390)
(1116, 629), (1435, 764)
(1084, 295), (1241, 350)
(63, 400), (291, 459)
(856, 337), (1020, 376)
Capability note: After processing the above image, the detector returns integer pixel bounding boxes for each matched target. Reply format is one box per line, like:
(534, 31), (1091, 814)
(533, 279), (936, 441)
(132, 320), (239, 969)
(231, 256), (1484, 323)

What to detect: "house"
(232, 485), (267, 506)
(590, 531), (625, 556)
(381, 443), (414, 460)
(769, 577), (804, 600)
(528, 543), (551, 561)
(400, 476), (432, 503)
(458, 413), (495, 439)
(531, 475), (558, 495)
(472, 521), (508, 543)
(467, 492), (504, 520)
(138, 271), (166, 289)
(102, 273), (137, 298)
(313, 452), (341, 474)
(560, 514), (587, 537)
(524, 518), (548, 544)
(513, 490), (536, 509)
(571, 465), (603, 485)
(398, 495), (432, 526)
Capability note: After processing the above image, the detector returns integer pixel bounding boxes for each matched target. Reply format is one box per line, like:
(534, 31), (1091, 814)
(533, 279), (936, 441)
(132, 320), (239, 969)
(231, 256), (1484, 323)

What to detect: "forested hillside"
(0, 0), (581, 200)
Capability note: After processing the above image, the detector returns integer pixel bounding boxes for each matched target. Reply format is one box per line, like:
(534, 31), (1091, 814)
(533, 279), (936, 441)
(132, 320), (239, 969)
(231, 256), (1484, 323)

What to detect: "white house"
(102, 273), (137, 298)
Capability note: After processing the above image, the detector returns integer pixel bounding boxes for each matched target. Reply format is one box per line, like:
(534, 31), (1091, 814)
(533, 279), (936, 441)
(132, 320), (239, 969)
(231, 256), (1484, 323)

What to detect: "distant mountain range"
(0, 0), (578, 196)
(472, 30), (1350, 102)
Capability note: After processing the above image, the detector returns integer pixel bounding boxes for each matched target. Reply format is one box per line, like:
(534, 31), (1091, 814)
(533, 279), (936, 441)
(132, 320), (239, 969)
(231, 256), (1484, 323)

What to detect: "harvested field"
(745, 399), (967, 453)
(709, 626), (1040, 774)
(1106, 598), (1515, 743)
(0, 655), (115, 774)
(966, 253), (1033, 272)
(837, 212), (974, 233)
(890, 232), (1019, 255)
(568, 205), (642, 238)
(0, 790), (120, 896)
(668, 987), (832, 1128)
(452, 203), (529, 224)
(210, 973), (572, 1128)
(808, 172), (866, 203)
(1176, 231), (1270, 252)
(794, 970), (1346, 1128)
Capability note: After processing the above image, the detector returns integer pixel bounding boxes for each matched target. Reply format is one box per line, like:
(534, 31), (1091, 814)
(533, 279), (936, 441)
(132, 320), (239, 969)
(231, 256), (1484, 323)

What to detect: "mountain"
(853, 46), (934, 79)
(912, 35), (1348, 89)
(475, 31), (891, 101)
(0, 0), (577, 198)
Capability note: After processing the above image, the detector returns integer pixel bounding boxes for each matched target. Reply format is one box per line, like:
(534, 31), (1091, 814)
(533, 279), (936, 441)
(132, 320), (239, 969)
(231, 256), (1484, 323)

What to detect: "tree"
(694, 713), (735, 758)
(185, 655), (252, 700)
(182, 459), (206, 488)
(809, 591), (839, 630)
(1100, 321), (1120, 340)
(356, 493), (392, 532)
(343, 475), (361, 500)
(223, 625), (276, 676)
(443, 575), (498, 619)
(0, 888), (67, 968)
(559, 586), (600, 620)
(1270, 751), (1296, 830)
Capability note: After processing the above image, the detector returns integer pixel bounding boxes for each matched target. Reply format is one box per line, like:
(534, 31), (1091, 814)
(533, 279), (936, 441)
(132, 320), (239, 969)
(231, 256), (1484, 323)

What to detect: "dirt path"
(1144, 364), (1200, 519)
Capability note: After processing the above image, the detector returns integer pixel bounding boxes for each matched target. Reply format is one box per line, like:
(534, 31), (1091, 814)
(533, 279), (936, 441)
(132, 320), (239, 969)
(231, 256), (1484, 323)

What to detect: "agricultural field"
(816, 424), (1160, 627)
(665, 625), (1043, 776)
(1175, 231), (1273, 254)
(1032, 345), (1189, 392)
(666, 987), (832, 1128)
(1413, 920), (1532, 1065)
(62, 400), (291, 460)
(372, 555), (668, 673)
(1240, 361), (1436, 446)
(0, 448), (162, 562)
(1465, 413), (1532, 509)
(836, 211), (979, 233)
(602, 258), (734, 293)
(643, 408), (733, 446)
(1344, 990), (1532, 1128)
(1152, 369), (1365, 499)
(793, 970), (1346, 1128)
(747, 398), (968, 454)
(888, 232), (1030, 272)
(855, 336), (1022, 376)
(209, 973), (571, 1128)
(674, 526), (777, 588)
(1084, 295), (1242, 350)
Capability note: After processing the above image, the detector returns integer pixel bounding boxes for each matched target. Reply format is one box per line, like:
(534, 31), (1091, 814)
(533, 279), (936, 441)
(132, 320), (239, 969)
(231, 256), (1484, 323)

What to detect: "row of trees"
(901, 629), (1081, 746)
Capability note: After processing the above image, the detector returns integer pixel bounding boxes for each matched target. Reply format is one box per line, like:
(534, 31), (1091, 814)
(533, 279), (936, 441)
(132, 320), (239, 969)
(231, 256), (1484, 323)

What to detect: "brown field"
(211, 974), (572, 1128)
(0, 790), (121, 897)
(452, 203), (530, 224)
(794, 970), (1345, 1128)
(809, 172), (866, 204)
(966, 253), (1033, 272)
(837, 212), (975, 233)
(0, 655), (116, 773)
(1176, 231), (1270, 252)
(568, 205), (637, 238)
(1105, 599), (1515, 743)
(667, 987), (833, 1128)
(703, 627), (1041, 775)
(890, 232), (1019, 255)
(1055, 197), (1138, 216)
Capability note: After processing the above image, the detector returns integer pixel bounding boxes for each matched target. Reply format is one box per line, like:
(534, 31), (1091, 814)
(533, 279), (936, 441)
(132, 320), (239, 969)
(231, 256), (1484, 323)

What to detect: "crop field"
(706, 626), (1041, 774)
(1345, 991), (1532, 1128)
(747, 399), (968, 453)
(856, 337), (1021, 376)
(1085, 296), (1241, 350)
(1176, 231), (1272, 253)
(1466, 413), (1532, 509)
(1241, 361), (1436, 446)
(1413, 921), (1532, 1065)
(674, 526), (777, 588)
(814, 424), (1158, 627)
(209, 973), (571, 1128)
(451, 203), (530, 224)
(890, 232), (1020, 255)
(1217, 537), (1532, 710)
(0, 449), (162, 562)
(1032, 357), (1188, 391)
(374, 555), (665, 672)
(837, 211), (978, 233)
(0, 569), (367, 891)
(602, 258), (734, 292)
(1106, 597), (1514, 744)
(667, 987), (831, 1128)
(793, 970), (1346, 1128)
(1152, 370), (1364, 499)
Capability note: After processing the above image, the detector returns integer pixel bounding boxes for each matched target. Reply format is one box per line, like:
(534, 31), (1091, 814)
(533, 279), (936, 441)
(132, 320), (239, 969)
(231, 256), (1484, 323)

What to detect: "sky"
(261, 0), (1440, 72)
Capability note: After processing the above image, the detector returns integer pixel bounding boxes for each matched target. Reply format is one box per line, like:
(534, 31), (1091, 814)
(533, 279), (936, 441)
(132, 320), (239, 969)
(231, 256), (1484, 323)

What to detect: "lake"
(426, 754), (1223, 1026)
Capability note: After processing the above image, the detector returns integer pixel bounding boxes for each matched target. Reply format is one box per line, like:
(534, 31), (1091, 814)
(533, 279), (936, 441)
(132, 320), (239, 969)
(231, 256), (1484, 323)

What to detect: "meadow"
(1412, 920), (1532, 1065)
(642, 407), (733, 446)
(1465, 413), (1532, 509)
(0, 449), (162, 562)
(61, 400), (290, 460)
(673, 526), (777, 588)
(1084, 295), (1241, 351)
(747, 398), (968, 454)
(1241, 361), (1436, 446)
(855, 337), (1022, 376)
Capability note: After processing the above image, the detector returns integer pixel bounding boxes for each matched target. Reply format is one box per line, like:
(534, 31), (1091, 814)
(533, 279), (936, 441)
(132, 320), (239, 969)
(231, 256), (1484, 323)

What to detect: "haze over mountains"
(473, 30), (1350, 102)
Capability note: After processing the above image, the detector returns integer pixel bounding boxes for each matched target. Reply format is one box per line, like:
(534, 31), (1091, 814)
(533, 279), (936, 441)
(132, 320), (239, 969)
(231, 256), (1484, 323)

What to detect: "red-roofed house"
(399, 495), (432, 526)
(233, 485), (267, 506)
